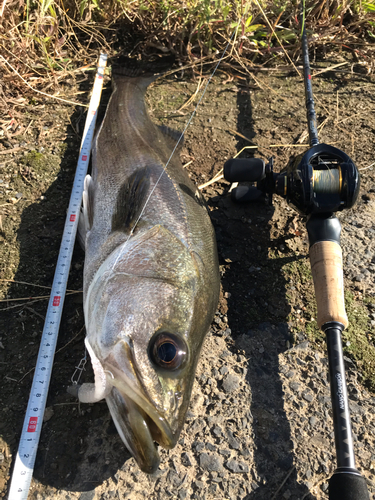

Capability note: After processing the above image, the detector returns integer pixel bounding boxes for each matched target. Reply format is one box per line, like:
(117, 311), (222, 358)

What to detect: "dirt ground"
(1, 54), (375, 500)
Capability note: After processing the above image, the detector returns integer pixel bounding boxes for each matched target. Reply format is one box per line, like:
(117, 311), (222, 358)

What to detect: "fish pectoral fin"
(119, 224), (198, 285)
(82, 174), (95, 230)
(78, 338), (112, 403)
(111, 167), (150, 233)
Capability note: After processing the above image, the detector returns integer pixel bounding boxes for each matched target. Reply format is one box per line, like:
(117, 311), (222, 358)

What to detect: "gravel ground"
(341, 199), (375, 293)
(27, 328), (375, 500)
(1, 61), (375, 500)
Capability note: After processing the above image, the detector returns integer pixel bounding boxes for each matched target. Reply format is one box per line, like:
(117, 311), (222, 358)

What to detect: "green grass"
(282, 259), (375, 390)
(343, 292), (375, 391)
(21, 151), (51, 172)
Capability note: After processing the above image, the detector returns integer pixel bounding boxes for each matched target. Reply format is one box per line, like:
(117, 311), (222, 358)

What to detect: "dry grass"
(0, 0), (371, 183)
(0, 0), (374, 137)
(1, 1), (374, 79)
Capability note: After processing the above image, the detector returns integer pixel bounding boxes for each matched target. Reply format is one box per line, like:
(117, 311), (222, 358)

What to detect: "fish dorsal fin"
(111, 167), (150, 233)
(158, 125), (184, 150)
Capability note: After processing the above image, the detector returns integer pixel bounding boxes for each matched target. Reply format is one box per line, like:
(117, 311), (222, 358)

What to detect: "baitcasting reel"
(224, 143), (360, 216)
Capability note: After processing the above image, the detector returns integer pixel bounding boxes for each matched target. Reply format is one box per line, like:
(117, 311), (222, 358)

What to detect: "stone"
(220, 366), (229, 375)
(290, 382), (301, 392)
(302, 391), (314, 403)
(222, 374), (240, 393)
(208, 483), (218, 494)
(213, 425), (222, 437)
(219, 449), (231, 457)
(226, 459), (249, 473)
(193, 441), (205, 452)
(227, 430), (241, 450)
(199, 452), (223, 472)
(167, 470), (183, 488)
(181, 452), (192, 467)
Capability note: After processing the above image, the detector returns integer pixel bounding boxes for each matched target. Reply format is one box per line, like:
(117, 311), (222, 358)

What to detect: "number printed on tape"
(27, 417), (38, 432)
(52, 296), (61, 306)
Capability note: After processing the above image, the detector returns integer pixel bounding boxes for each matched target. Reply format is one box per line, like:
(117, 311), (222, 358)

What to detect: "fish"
(77, 59), (220, 473)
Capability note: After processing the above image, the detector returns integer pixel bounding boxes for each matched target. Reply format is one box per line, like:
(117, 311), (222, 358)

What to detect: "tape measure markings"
(8, 53), (107, 500)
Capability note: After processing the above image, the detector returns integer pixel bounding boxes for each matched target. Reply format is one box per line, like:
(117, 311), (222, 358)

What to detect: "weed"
(343, 291), (375, 391)
(284, 256), (375, 389)
(1, 0), (373, 94)
(21, 150), (58, 173)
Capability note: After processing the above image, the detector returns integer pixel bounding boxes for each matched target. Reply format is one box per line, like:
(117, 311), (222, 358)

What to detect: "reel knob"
(230, 186), (265, 203)
(224, 158), (265, 183)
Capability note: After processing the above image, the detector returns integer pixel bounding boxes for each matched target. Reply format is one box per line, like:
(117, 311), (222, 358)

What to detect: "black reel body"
(281, 144), (360, 215)
(224, 144), (360, 217)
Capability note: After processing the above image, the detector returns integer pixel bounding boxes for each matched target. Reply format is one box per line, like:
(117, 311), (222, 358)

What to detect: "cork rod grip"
(309, 241), (348, 329)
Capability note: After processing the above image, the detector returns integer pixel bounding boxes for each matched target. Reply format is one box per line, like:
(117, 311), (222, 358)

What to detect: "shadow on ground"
(1, 74), (134, 497)
(210, 80), (317, 500)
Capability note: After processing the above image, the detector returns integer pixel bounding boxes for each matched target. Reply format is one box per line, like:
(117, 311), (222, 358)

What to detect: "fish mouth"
(104, 360), (177, 473)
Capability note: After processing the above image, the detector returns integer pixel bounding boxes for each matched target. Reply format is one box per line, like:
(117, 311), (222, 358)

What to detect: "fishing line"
(110, 18), (243, 271)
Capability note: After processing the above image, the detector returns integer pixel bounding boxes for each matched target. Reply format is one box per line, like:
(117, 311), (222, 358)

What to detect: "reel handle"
(224, 158), (265, 183)
(230, 186), (265, 203)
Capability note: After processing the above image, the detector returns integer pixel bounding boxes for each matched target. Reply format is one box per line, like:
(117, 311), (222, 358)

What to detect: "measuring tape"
(8, 53), (107, 500)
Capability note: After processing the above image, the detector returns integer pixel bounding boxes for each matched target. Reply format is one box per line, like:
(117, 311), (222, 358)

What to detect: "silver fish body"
(78, 67), (220, 472)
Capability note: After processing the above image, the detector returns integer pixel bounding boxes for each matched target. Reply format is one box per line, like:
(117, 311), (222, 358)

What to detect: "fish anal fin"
(111, 167), (150, 233)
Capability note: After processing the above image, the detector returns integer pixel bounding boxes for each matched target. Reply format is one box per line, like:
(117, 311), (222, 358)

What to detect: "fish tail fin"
(111, 55), (175, 82)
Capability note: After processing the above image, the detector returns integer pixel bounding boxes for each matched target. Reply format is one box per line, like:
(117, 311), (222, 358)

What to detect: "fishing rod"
(222, 4), (369, 500)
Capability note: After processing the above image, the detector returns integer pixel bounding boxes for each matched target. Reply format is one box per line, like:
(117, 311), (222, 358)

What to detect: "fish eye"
(149, 333), (187, 370)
